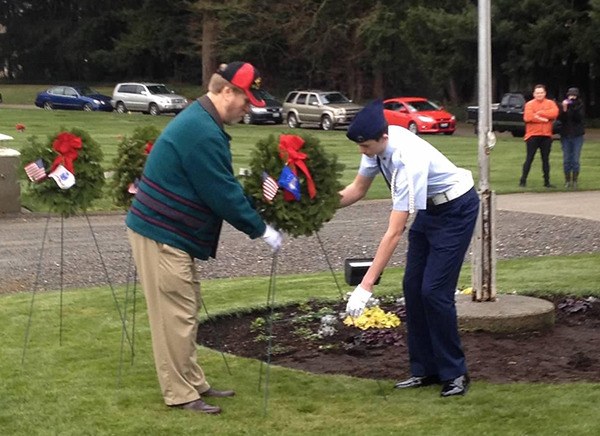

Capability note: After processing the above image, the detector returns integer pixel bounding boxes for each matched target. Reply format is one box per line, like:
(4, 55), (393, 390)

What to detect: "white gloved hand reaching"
(346, 284), (372, 318)
(262, 224), (283, 253)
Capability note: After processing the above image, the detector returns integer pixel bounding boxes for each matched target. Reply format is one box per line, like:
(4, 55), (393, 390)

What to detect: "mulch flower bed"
(198, 296), (600, 383)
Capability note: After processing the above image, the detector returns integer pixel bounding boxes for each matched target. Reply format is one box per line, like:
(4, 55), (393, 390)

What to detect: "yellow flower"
(460, 287), (473, 295)
(343, 306), (401, 330)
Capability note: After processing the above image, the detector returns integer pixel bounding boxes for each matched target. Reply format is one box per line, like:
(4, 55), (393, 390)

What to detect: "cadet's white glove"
(262, 225), (283, 253)
(346, 285), (372, 318)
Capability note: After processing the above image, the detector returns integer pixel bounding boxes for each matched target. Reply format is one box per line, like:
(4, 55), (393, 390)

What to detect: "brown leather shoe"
(201, 387), (235, 398)
(175, 399), (221, 414)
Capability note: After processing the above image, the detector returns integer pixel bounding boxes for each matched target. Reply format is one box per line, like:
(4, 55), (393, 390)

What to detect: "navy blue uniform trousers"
(403, 187), (479, 381)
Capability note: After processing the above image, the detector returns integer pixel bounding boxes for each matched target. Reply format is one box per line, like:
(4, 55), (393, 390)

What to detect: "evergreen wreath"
(111, 126), (162, 209)
(243, 133), (344, 238)
(19, 127), (105, 217)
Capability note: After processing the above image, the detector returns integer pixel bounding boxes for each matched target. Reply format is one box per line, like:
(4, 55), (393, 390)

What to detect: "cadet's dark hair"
(375, 124), (389, 140)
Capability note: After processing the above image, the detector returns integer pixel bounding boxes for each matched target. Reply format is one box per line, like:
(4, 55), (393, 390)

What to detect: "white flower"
(320, 314), (337, 326)
(318, 325), (337, 337)
(365, 297), (380, 308)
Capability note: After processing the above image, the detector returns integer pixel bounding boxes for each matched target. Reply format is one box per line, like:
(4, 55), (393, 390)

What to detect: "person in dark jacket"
(558, 87), (585, 189)
(126, 61), (282, 414)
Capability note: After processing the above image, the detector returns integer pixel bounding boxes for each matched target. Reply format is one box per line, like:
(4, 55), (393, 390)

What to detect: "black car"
(242, 89), (283, 125)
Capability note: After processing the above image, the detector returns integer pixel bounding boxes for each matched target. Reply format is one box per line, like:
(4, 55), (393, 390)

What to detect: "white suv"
(111, 82), (188, 115)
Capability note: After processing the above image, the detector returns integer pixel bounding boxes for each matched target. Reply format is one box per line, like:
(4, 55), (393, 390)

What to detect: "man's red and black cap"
(217, 61), (266, 107)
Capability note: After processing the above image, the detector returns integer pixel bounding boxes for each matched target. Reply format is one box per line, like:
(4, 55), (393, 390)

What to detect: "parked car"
(111, 82), (188, 115)
(383, 97), (456, 135)
(466, 92), (561, 137)
(34, 85), (113, 112)
(242, 89), (283, 124)
(282, 90), (363, 130)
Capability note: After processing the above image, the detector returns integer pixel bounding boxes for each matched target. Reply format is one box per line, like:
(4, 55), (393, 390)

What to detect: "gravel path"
(1, 199), (599, 294)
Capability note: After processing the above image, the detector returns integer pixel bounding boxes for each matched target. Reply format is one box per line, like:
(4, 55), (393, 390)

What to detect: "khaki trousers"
(127, 229), (210, 405)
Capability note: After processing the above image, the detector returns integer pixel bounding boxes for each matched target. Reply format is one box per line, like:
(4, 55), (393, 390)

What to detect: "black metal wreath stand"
(257, 231), (388, 416)
(21, 213), (136, 372)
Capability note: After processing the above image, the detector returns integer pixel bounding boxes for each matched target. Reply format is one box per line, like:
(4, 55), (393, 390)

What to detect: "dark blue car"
(34, 85), (113, 112)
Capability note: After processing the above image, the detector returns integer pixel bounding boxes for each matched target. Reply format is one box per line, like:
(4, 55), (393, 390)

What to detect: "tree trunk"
(447, 77), (459, 105)
(372, 66), (384, 99)
(201, 13), (218, 90)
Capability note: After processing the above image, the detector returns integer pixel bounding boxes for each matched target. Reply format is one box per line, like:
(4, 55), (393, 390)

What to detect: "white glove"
(262, 225), (283, 252)
(346, 285), (372, 318)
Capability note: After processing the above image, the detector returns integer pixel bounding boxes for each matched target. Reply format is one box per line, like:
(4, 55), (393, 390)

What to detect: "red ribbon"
(50, 132), (82, 174)
(278, 134), (317, 199)
(144, 141), (154, 155)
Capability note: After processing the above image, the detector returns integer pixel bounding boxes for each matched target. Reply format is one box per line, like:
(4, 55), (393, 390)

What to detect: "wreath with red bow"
(19, 127), (105, 216)
(243, 133), (344, 237)
(111, 125), (161, 209)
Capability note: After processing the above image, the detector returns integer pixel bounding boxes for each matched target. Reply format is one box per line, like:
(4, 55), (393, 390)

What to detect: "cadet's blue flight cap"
(346, 99), (388, 143)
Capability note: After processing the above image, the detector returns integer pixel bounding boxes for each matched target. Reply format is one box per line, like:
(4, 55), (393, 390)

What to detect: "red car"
(383, 97), (456, 135)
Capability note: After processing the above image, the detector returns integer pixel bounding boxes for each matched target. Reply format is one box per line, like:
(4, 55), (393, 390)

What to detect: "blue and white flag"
(49, 164), (76, 190)
(277, 165), (301, 201)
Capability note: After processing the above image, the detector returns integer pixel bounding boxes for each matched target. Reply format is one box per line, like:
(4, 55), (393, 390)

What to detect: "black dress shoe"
(440, 374), (470, 397)
(201, 387), (235, 398)
(175, 399), (221, 414)
(394, 375), (440, 389)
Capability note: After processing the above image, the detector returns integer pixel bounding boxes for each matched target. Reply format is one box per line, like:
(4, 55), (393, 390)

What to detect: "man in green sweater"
(126, 61), (282, 414)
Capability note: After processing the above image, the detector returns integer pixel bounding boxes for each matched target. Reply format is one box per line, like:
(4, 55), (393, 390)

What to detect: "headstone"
(0, 147), (21, 213)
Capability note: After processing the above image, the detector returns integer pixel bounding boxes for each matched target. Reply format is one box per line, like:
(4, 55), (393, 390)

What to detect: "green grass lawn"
(2, 86), (599, 434)
(1, 106), (599, 212)
(1, 254), (599, 435)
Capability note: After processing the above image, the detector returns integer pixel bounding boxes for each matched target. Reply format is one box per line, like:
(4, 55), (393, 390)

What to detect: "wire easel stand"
(315, 231), (388, 401)
(199, 295), (232, 376)
(315, 231), (345, 299)
(21, 214), (51, 365)
(258, 253), (278, 417)
(84, 214), (133, 351)
(22, 213), (134, 365)
(117, 249), (138, 388)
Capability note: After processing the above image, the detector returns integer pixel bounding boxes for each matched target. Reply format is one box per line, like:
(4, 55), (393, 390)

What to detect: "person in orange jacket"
(519, 84), (559, 188)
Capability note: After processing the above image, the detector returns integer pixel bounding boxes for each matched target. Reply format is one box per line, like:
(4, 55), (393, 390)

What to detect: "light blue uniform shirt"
(357, 126), (473, 212)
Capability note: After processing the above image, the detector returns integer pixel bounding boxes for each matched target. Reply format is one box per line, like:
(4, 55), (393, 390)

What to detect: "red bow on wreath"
(144, 141), (154, 155)
(50, 132), (82, 174)
(278, 134), (317, 201)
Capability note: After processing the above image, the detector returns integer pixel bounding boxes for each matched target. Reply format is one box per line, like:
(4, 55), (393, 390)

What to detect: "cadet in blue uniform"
(340, 100), (479, 397)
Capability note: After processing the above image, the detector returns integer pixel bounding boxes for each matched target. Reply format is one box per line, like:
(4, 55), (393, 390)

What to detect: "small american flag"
(24, 159), (47, 182)
(262, 171), (279, 202)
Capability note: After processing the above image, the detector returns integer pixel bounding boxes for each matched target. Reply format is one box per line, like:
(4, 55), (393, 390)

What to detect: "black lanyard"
(376, 156), (391, 190)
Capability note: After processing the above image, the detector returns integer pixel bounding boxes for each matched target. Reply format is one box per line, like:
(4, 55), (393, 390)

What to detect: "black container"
(344, 258), (382, 286)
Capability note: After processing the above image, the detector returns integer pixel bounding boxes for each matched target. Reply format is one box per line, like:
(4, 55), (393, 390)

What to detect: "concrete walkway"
(496, 190), (600, 222)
